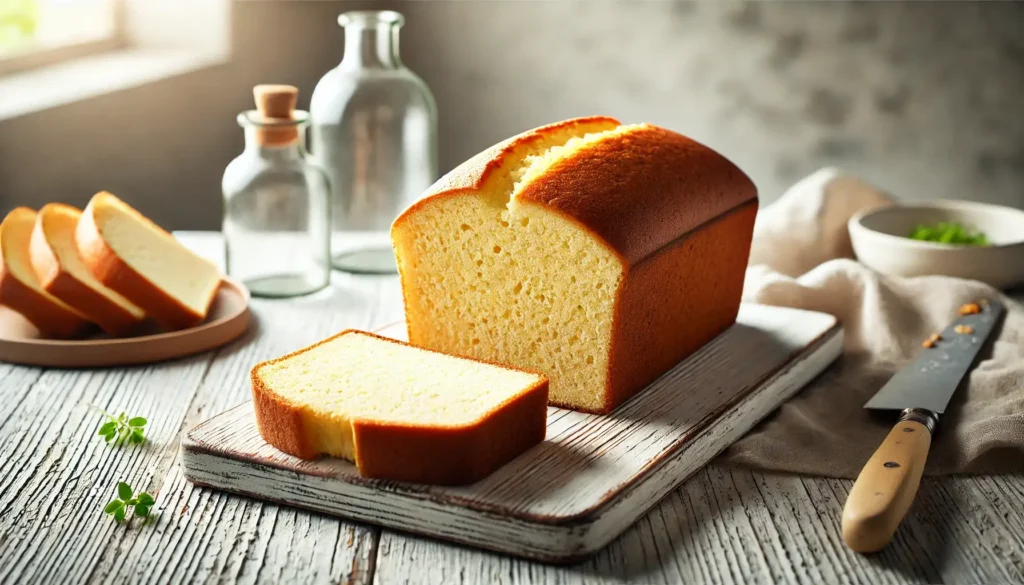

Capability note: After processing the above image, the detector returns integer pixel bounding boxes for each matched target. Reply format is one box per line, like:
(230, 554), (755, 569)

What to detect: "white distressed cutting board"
(181, 304), (842, 563)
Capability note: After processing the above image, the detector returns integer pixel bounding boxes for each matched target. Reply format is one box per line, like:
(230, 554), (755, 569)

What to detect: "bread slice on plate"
(30, 203), (146, 336)
(251, 330), (549, 485)
(0, 207), (92, 338)
(76, 191), (222, 331)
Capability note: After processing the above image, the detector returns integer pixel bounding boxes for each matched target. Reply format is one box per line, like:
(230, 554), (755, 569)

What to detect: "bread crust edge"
(76, 195), (207, 331)
(0, 208), (91, 338)
(0, 267), (91, 338)
(30, 204), (144, 336)
(250, 329), (550, 485)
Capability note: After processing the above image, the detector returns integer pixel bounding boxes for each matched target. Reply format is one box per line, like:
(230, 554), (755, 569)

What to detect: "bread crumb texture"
(254, 331), (544, 461)
(394, 124), (647, 411)
(92, 192), (220, 315)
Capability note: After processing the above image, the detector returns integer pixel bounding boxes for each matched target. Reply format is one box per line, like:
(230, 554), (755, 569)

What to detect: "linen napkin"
(721, 168), (1024, 478)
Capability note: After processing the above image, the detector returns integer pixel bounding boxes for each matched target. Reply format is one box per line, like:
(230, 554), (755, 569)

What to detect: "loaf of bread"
(251, 330), (549, 485)
(76, 191), (222, 330)
(30, 203), (146, 335)
(392, 116), (757, 414)
(0, 207), (92, 338)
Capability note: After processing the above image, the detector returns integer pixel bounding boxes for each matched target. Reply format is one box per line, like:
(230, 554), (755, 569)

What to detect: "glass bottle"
(223, 85), (331, 297)
(310, 10), (438, 274)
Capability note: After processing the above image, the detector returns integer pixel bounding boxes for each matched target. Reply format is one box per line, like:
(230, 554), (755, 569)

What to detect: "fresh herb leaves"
(908, 222), (990, 246)
(93, 406), (154, 524)
(104, 482), (155, 523)
(97, 410), (147, 446)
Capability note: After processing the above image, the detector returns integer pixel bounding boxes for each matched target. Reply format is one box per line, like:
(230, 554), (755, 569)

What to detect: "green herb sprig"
(908, 222), (990, 246)
(104, 482), (155, 522)
(97, 410), (147, 446)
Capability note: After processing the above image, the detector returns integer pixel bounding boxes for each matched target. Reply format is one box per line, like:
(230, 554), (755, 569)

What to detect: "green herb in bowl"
(908, 222), (990, 246)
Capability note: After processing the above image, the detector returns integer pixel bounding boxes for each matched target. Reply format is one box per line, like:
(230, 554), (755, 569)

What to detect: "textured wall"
(402, 1), (1024, 208)
(1, 1), (1022, 229)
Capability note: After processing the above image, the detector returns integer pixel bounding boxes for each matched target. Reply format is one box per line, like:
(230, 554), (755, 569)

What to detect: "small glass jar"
(222, 110), (331, 298)
(310, 10), (438, 274)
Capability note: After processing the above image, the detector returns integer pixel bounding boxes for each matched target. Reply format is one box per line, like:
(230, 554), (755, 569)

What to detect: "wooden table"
(2, 232), (1022, 584)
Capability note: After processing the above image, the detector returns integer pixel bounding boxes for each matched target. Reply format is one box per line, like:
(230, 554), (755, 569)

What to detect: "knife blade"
(842, 298), (1006, 553)
(863, 299), (1005, 413)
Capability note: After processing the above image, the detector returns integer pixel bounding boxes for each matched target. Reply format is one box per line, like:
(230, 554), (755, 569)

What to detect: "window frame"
(0, 0), (126, 77)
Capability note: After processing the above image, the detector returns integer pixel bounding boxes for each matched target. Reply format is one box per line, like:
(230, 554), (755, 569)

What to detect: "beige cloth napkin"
(722, 168), (1024, 478)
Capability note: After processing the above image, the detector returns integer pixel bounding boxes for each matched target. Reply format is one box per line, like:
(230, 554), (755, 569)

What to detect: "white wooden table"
(1, 232), (1022, 584)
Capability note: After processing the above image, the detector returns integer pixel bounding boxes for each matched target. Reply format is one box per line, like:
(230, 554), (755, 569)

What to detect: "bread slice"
(0, 208), (92, 338)
(30, 203), (147, 335)
(392, 117), (757, 413)
(76, 191), (222, 330)
(251, 330), (549, 485)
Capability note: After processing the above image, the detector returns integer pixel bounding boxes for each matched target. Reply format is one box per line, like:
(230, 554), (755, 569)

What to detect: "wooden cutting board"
(181, 304), (842, 563)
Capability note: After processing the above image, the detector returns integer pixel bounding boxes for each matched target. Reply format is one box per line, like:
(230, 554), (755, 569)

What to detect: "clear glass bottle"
(310, 10), (438, 274)
(223, 88), (331, 297)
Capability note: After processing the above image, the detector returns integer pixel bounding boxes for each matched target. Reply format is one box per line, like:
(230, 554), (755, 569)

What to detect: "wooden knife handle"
(842, 413), (934, 553)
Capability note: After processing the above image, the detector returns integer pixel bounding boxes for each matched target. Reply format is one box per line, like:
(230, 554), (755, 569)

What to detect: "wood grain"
(1, 233), (1023, 583)
(373, 467), (1024, 585)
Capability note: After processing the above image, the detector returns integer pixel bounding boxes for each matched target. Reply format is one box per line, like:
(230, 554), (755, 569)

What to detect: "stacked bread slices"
(0, 191), (223, 338)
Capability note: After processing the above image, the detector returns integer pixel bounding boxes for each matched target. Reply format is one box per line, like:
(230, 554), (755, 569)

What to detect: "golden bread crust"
(352, 380), (548, 485)
(251, 374), (316, 459)
(0, 267), (92, 339)
(0, 208), (91, 338)
(394, 116), (621, 226)
(75, 192), (211, 331)
(30, 203), (145, 336)
(250, 329), (549, 485)
(28, 220), (61, 287)
(602, 201), (758, 412)
(515, 124), (757, 265)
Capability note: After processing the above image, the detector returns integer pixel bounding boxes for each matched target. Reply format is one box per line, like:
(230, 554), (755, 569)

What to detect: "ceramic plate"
(0, 278), (250, 368)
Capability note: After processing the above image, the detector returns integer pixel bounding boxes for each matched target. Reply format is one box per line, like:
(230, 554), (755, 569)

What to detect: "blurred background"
(0, 0), (1022, 230)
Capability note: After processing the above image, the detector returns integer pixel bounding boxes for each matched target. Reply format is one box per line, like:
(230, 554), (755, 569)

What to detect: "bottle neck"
(340, 23), (401, 70)
(243, 127), (307, 161)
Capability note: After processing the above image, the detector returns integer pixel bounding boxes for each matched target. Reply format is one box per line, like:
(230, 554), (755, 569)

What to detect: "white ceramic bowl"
(848, 200), (1024, 289)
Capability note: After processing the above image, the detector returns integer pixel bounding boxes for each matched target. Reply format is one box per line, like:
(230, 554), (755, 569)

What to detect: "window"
(0, 0), (123, 76)
(0, 0), (229, 121)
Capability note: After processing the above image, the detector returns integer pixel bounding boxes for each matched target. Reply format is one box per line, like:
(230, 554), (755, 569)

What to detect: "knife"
(841, 298), (1006, 553)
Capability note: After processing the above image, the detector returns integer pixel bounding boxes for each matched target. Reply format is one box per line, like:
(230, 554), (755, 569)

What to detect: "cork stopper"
(252, 84), (299, 146)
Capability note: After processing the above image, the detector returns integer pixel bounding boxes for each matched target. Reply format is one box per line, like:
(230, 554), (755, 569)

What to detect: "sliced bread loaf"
(393, 117), (757, 413)
(251, 330), (549, 485)
(30, 203), (146, 335)
(0, 208), (92, 338)
(76, 191), (222, 330)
